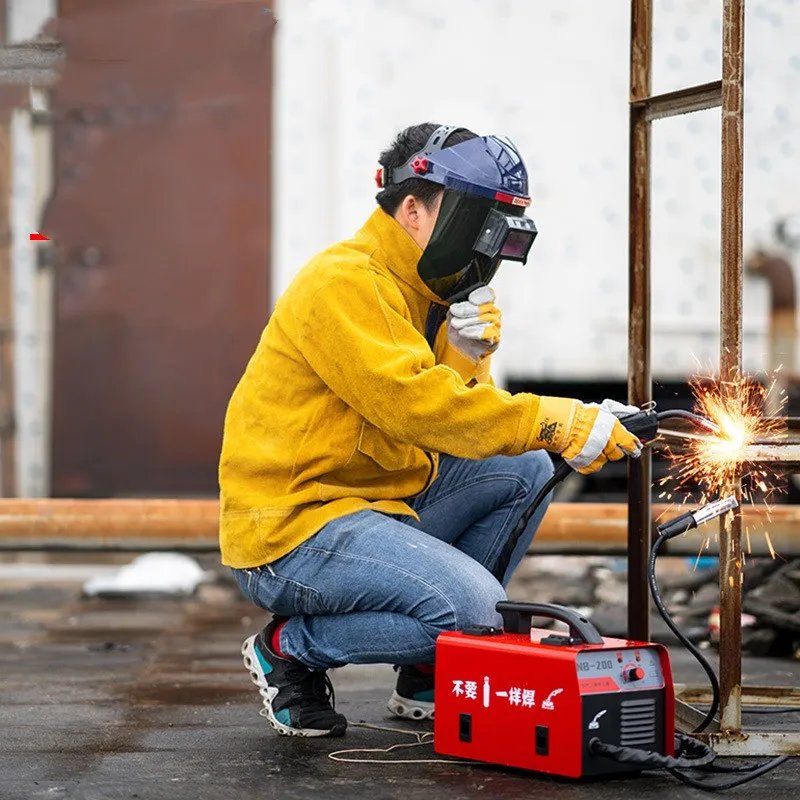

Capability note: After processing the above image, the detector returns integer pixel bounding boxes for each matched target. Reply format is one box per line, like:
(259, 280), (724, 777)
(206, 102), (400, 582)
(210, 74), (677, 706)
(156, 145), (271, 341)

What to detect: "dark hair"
(375, 123), (478, 215)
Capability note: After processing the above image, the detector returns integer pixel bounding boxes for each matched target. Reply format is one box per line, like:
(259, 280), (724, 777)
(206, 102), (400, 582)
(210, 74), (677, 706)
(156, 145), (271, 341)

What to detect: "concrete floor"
(2, 562), (799, 800)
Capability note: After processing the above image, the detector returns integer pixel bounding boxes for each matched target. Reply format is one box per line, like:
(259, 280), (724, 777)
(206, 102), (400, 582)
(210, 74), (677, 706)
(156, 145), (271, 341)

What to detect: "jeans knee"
(427, 567), (506, 634)
(519, 449), (555, 492)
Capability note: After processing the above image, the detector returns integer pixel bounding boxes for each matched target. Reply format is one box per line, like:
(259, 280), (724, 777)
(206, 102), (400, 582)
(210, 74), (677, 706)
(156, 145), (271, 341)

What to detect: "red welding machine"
(434, 602), (675, 779)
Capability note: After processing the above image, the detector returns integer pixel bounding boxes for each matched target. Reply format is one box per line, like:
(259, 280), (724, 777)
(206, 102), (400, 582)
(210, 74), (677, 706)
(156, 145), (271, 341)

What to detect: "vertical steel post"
(718, 0), (745, 733)
(628, 0), (653, 642)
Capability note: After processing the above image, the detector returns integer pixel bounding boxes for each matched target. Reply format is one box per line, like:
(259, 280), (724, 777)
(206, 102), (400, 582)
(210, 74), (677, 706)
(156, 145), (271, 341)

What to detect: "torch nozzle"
(656, 409), (721, 435)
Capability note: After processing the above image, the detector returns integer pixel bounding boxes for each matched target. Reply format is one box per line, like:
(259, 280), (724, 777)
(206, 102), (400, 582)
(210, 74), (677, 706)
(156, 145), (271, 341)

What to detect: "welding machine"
(434, 601), (675, 779)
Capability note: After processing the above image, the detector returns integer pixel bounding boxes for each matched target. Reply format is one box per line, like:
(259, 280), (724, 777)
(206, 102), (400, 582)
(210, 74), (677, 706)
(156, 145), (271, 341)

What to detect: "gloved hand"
(446, 286), (502, 364)
(531, 396), (643, 475)
(588, 399), (641, 418)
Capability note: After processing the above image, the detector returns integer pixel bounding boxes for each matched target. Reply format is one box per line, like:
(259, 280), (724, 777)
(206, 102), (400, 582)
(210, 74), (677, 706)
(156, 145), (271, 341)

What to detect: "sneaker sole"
(387, 690), (435, 721)
(241, 635), (336, 738)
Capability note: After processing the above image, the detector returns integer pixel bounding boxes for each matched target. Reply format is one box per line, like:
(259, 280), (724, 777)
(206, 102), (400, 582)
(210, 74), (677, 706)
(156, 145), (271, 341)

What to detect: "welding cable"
(490, 462), (568, 581)
(588, 732), (715, 771)
(649, 517), (723, 733)
(590, 728), (789, 791)
(664, 756), (790, 791)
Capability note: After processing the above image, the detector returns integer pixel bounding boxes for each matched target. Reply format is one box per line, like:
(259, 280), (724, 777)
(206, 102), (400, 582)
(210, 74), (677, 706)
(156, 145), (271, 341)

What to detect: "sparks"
(658, 368), (787, 555)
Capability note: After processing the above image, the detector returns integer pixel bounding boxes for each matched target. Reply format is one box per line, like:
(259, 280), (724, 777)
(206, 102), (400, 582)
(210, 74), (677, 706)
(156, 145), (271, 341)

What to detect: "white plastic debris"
(82, 552), (209, 598)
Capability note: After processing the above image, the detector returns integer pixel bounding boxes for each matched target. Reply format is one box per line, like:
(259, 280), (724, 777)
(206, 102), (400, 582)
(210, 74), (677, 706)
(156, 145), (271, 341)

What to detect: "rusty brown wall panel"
(45, 0), (274, 496)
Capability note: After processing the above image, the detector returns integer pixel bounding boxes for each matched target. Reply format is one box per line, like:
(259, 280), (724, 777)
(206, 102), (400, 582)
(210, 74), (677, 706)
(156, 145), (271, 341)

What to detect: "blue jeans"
(233, 450), (554, 670)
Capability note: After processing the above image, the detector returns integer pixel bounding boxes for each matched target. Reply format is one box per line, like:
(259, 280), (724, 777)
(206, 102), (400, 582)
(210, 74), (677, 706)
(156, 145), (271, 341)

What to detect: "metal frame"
(628, 0), (800, 754)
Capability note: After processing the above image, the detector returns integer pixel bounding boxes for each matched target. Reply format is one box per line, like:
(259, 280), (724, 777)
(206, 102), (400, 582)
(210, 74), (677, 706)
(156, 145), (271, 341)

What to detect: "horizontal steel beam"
(1, 499), (800, 555)
(0, 41), (63, 86)
(695, 731), (800, 757)
(677, 685), (800, 754)
(740, 442), (800, 465)
(677, 684), (800, 708)
(631, 80), (723, 121)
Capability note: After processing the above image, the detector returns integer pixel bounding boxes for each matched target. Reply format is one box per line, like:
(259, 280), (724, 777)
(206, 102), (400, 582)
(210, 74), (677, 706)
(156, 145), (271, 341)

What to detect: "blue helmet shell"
(421, 135), (530, 204)
(381, 130), (530, 206)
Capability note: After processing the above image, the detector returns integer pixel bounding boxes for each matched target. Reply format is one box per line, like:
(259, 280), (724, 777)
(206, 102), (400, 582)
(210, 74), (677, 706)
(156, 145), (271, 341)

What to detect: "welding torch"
(490, 405), (722, 582)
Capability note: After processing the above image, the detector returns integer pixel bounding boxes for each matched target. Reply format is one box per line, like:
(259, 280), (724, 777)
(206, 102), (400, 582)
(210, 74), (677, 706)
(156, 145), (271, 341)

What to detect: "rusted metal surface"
(628, 0), (653, 643)
(739, 443), (800, 465)
(718, 0), (746, 735)
(630, 79), (723, 122)
(746, 251), (797, 416)
(45, 0), (274, 497)
(678, 685), (800, 708)
(4, 499), (800, 555)
(0, 1), (15, 498)
(695, 731), (800, 757)
(674, 697), (720, 735)
(0, 41), (63, 85)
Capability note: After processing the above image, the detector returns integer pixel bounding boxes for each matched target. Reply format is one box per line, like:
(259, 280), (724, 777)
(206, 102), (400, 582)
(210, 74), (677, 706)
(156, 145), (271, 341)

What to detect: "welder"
(218, 123), (643, 738)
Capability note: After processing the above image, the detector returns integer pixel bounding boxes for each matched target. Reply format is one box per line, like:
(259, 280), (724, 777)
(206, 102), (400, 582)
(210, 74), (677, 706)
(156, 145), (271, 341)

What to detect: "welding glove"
(531, 397), (643, 475)
(446, 286), (502, 363)
(589, 399), (641, 419)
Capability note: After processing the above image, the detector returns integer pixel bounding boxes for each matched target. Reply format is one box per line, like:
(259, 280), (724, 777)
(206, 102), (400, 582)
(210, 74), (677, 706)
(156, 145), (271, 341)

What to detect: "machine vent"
(620, 697), (657, 747)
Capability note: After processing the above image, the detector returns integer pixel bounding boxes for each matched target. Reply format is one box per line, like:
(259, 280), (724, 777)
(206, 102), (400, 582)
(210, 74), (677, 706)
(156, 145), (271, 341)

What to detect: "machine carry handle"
(496, 601), (604, 644)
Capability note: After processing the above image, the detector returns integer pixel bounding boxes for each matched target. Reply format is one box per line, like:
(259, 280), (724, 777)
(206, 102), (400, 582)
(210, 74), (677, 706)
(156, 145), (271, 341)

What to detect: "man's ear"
(399, 194), (420, 231)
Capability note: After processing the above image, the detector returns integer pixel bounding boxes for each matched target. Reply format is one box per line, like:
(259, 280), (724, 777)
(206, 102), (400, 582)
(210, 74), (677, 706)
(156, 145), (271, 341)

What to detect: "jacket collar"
(357, 208), (445, 304)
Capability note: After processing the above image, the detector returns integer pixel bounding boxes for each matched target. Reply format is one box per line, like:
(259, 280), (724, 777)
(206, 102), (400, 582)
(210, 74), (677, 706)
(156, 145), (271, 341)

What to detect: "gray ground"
(2, 557), (799, 800)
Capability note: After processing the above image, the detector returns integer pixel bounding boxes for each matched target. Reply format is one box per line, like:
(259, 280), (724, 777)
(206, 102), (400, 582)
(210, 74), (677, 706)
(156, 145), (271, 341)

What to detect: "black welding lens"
(417, 189), (536, 302)
(474, 208), (538, 262)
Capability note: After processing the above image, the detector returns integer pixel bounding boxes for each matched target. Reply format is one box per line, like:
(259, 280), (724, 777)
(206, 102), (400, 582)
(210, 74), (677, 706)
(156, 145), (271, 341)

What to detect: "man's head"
(375, 123), (537, 301)
(376, 123), (478, 250)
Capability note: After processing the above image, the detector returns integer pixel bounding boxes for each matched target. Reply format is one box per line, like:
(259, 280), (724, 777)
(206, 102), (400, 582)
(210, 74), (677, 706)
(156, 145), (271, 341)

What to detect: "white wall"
(274, 0), (800, 383)
(8, 0), (56, 497)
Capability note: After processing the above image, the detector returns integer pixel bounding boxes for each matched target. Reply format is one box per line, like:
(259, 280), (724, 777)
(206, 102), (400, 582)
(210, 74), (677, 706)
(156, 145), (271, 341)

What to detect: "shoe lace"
(284, 662), (337, 711)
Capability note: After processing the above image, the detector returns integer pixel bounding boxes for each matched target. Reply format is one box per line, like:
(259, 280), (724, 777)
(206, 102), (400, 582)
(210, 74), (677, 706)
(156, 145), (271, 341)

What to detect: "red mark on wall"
(30, 232), (49, 241)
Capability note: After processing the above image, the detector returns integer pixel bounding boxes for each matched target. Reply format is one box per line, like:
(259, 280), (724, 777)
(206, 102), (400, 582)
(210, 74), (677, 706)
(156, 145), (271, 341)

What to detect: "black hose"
(665, 757), (789, 791)
(649, 528), (721, 733)
(589, 733), (716, 770)
(490, 461), (568, 582)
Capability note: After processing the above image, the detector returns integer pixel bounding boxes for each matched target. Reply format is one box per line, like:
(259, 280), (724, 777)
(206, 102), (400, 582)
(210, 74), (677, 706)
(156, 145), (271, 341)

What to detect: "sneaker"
(241, 618), (347, 737)
(387, 665), (435, 721)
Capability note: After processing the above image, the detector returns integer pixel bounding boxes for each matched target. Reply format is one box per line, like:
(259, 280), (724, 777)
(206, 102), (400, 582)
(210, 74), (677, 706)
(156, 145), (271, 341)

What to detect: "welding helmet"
(376, 125), (537, 302)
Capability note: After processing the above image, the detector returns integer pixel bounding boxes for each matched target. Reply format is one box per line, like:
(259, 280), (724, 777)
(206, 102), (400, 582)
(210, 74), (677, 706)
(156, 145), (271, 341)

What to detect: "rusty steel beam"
(678, 684), (800, 709)
(631, 80), (723, 122)
(739, 443), (800, 465)
(718, 0), (746, 735)
(694, 732), (800, 757)
(3, 499), (800, 555)
(627, 0), (654, 644)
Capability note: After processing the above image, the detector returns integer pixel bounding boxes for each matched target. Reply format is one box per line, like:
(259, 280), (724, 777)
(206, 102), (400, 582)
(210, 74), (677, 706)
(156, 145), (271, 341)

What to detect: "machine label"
(575, 648), (664, 691)
(450, 677), (553, 710)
